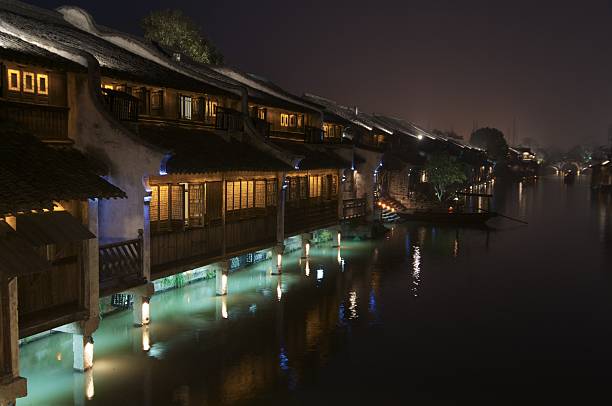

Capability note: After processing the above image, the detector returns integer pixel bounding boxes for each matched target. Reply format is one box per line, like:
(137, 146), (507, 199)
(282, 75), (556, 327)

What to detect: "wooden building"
(0, 122), (124, 404)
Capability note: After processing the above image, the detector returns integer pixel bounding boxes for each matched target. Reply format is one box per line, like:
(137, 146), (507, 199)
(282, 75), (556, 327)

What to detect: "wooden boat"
(399, 210), (498, 225)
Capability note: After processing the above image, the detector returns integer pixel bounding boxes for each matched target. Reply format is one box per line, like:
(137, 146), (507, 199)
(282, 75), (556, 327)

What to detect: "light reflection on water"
(17, 176), (612, 405)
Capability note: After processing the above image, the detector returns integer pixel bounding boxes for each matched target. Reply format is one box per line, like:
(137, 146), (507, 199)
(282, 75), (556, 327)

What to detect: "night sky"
(28, 0), (612, 148)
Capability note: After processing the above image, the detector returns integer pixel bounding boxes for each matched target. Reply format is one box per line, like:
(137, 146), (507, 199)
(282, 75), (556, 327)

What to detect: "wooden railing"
(0, 99), (68, 139)
(101, 88), (139, 121)
(225, 212), (277, 252)
(215, 107), (244, 132)
(285, 199), (339, 235)
(343, 198), (367, 219)
(253, 117), (271, 138)
(151, 221), (224, 277)
(305, 126), (323, 143)
(99, 230), (145, 295)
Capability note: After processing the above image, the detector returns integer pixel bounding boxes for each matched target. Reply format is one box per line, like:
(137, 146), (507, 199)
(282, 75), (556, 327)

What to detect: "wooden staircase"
(377, 196), (406, 223)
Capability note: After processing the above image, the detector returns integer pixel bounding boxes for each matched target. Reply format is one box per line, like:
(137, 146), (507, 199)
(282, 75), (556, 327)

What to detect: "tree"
(469, 127), (508, 161)
(141, 10), (224, 65)
(425, 152), (467, 202)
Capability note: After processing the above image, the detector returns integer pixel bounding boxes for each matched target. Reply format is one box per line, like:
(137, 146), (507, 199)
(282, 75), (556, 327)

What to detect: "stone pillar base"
(215, 261), (230, 296)
(271, 244), (284, 275)
(128, 283), (154, 327)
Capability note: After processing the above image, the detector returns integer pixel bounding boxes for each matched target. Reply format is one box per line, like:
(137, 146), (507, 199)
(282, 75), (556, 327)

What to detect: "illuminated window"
(188, 184), (205, 226)
(266, 179), (277, 206)
(37, 74), (49, 95)
(309, 176), (322, 198)
(257, 108), (266, 120)
(7, 69), (20, 91)
(159, 185), (169, 221)
(179, 95), (192, 120)
(206, 99), (218, 117)
(323, 124), (329, 138)
(421, 171), (428, 183)
(150, 187), (159, 222)
(280, 113), (289, 127)
(255, 181), (266, 208)
(102, 84), (114, 90)
(289, 114), (296, 127)
(23, 72), (35, 93)
(297, 115), (303, 128)
(171, 185), (184, 220)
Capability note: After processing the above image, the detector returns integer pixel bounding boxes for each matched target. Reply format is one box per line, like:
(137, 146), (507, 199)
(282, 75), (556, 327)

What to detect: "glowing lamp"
(305, 242), (310, 257)
(85, 370), (95, 400)
(142, 326), (151, 352)
(141, 300), (151, 325)
(84, 338), (94, 370)
(221, 297), (228, 319)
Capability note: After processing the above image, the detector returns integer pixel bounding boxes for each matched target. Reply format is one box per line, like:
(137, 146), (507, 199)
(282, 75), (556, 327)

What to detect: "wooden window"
(159, 185), (169, 221)
(299, 176), (308, 199)
(232, 182), (240, 210)
(255, 181), (266, 208)
(7, 69), (20, 91)
(180, 95), (192, 120)
(280, 113), (289, 127)
(102, 84), (114, 90)
(289, 177), (298, 201)
(257, 108), (266, 120)
(289, 114), (297, 127)
(171, 185), (184, 221)
(150, 187), (159, 222)
(36, 74), (49, 95)
(266, 179), (277, 206)
(188, 184), (205, 226)
(151, 90), (163, 110)
(331, 175), (338, 196)
(240, 181), (248, 209)
(193, 97), (205, 120)
(206, 99), (218, 118)
(297, 115), (303, 128)
(226, 181), (234, 211)
(309, 176), (322, 198)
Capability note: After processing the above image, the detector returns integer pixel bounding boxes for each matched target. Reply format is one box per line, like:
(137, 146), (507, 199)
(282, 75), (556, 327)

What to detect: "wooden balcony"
(304, 126), (323, 143)
(253, 117), (271, 138)
(101, 88), (139, 121)
(18, 251), (84, 338)
(285, 199), (339, 236)
(99, 231), (146, 296)
(342, 198), (367, 220)
(0, 99), (68, 140)
(215, 107), (244, 132)
(150, 210), (277, 278)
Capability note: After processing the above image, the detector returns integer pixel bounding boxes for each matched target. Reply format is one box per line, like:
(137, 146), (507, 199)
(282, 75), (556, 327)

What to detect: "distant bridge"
(546, 161), (588, 174)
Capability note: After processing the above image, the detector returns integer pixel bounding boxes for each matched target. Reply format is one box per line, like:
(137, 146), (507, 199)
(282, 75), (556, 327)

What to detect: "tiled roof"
(0, 30), (85, 71)
(0, 1), (234, 97)
(271, 140), (350, 170)
(0, 125), (126, 216)
(136, 124), (292, 173)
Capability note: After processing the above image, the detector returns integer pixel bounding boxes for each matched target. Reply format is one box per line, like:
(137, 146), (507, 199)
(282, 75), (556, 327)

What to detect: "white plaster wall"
(67, 73), (163, 243)
(354, 148), (382, 219)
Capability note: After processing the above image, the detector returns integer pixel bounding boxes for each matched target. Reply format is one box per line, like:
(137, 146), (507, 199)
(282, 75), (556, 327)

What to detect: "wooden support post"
(0, 277), (27, 405)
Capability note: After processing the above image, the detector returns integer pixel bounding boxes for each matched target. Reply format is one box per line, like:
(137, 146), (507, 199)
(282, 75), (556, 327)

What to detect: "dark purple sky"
(30, 0), (612, 148)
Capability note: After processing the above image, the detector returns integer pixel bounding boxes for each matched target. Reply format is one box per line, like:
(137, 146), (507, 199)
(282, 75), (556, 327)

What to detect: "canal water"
(18, 176), (612, 405)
